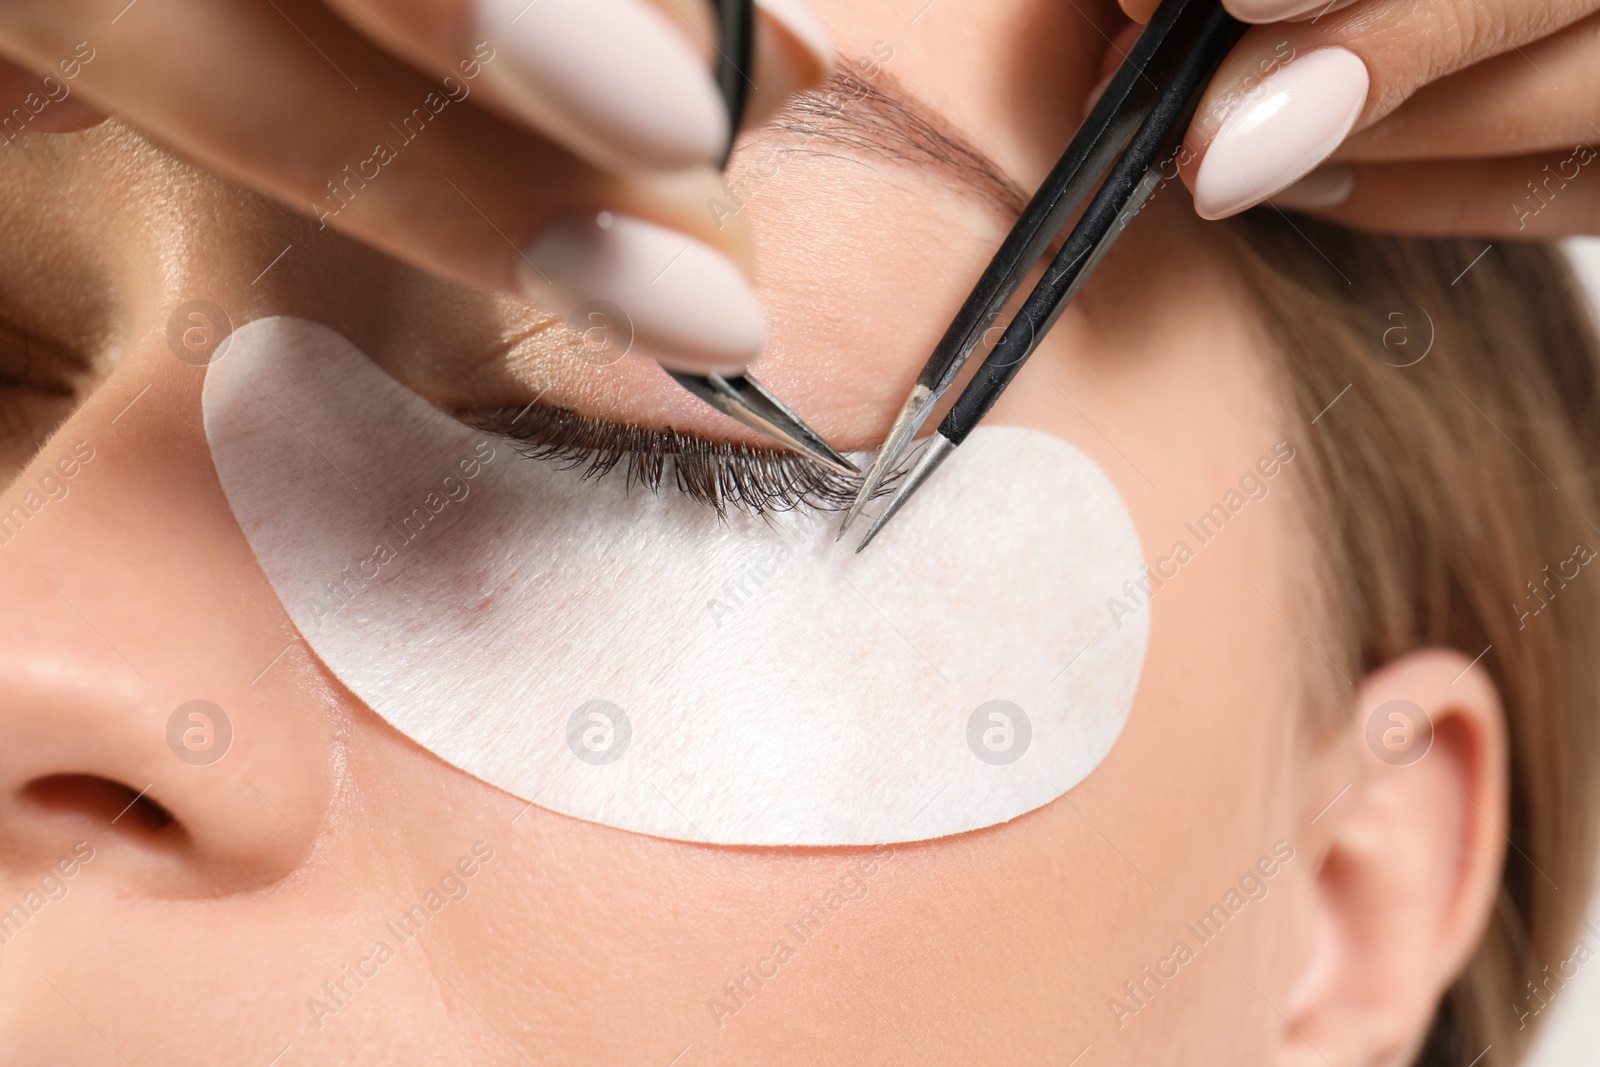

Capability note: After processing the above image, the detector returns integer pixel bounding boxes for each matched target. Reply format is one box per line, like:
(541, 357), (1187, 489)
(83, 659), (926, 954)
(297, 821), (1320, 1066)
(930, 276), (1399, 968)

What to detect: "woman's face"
(0, 0), (1344, 1062)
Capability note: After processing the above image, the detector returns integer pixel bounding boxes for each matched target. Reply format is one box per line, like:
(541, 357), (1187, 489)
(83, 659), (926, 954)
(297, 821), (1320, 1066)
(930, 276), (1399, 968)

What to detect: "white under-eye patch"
(204, 317), (1148, 846)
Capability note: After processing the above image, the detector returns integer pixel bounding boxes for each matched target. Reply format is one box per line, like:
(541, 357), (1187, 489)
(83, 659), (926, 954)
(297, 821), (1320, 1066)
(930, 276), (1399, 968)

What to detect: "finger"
(323, 0), (833, 176)
(743, 1), (835, 128)
(1118, 0), (1160, 23)
(1268, 150), (1600, 237)
(0, 55), (104, 134)
(1335, 10), (1600, 162)
(1181, 0), (1600, 218)
(0, 0), (766, 375)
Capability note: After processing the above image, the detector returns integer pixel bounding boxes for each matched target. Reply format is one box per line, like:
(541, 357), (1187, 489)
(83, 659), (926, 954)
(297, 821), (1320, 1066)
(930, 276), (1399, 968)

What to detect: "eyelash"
(463, 404), (878, 516)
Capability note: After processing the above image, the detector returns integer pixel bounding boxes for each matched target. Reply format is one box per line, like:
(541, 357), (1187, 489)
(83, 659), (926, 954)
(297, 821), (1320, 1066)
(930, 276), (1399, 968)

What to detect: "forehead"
(811, 0), (1112, 187)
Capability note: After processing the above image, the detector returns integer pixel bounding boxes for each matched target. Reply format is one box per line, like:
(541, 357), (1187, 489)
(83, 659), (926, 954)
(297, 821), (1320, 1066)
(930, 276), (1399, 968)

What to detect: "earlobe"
(1276, 649), (1509, 1066)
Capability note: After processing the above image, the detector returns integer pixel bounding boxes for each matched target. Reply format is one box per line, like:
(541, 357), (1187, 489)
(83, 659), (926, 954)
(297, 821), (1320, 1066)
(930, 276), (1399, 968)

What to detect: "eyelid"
(458, 403), (878, 516)
(0, 318), (85, 397)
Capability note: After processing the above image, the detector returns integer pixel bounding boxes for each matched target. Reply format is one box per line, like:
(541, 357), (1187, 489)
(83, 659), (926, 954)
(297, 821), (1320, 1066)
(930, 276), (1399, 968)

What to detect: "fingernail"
(1269, 164), (1355, 211)
(1193, 47), (1369, 221)
(518, 212), (766, 375)
(476, 0), (729, 174)
(755, 0), (835, 78)
(1228, 0), (1359, 22)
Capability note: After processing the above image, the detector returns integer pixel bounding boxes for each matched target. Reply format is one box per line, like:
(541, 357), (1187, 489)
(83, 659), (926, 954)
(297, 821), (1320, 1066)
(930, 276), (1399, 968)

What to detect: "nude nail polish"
(1226, 0), (1359, 23)
(755, 0), (835, 76)
(518, 211), (767, 376)
(1269, 164), (1355, 211)
(476, 0), (729, 174)
(1193, 47), (1369, 221)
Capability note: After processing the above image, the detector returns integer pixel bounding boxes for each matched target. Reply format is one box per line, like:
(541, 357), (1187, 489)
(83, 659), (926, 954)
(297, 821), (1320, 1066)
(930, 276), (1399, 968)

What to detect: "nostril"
(22, 774), (182, 835)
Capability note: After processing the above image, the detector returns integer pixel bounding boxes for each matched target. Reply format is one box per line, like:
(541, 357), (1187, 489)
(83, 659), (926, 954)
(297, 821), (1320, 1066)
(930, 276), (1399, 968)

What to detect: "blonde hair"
(1223, 217), (1600, 1064)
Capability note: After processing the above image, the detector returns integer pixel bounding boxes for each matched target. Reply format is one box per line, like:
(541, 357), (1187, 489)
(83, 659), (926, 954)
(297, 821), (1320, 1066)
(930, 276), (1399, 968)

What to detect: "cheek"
(204, 317), (1151, 847)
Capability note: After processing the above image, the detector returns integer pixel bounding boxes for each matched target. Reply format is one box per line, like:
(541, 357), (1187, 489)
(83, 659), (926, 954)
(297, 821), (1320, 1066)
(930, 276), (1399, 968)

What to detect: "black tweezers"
(846, 0), (1246, 549)
(664, 0), (861, 477)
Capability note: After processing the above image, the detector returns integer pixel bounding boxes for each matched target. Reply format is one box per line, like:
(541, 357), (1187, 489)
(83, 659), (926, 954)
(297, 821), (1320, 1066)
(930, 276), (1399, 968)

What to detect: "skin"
(0, 0), (1591, 377)
(0, 2), (1509, 1064)
(1169, 0), (1600, 236)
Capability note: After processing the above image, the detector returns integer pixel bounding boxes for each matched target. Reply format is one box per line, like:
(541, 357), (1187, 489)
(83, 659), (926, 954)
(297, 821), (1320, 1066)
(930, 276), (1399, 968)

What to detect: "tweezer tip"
(838, 384), (937, 543)
(836, 496), (868, 539)
(807, 449), (860, 478)
(667, 370), (858, 477)
(853, 505), (895, 554)
(779, 433), (859, 478)
(854, 433), (958, 553)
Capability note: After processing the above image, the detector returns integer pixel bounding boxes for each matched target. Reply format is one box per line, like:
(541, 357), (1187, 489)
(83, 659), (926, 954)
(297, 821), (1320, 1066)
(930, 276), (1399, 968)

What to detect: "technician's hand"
(0, 0), (834, 373)
(1118, 0), (1600, 236)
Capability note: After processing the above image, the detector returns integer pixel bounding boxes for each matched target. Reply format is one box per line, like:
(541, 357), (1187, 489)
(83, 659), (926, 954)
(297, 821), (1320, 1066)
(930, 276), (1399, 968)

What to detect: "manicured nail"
(476, 0), (729, 174)
(1269, 164), (1355, 211)
(755, 0), (835, 78)
(1193, 47), (1369, 221)
(1228, 0), (1360, 21)
(518, 211), (766, 375)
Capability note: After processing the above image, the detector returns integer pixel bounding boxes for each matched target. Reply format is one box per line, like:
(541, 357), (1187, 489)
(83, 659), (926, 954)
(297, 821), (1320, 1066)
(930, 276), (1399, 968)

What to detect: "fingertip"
(1268, 164), (1355, 212)
(1117, 0), (1162, 24)
(741, 0), (836, 131)
(755, 0), (835, 83)
(1222, 0), (1360, 23)
(471, 0), (835, 175)
(649, 350), (760, 377)
(474, 0), (730, 175)
(30, 99), (109, 134)
(1189, 47), (1367, 222)
(517, 211), (767, 379)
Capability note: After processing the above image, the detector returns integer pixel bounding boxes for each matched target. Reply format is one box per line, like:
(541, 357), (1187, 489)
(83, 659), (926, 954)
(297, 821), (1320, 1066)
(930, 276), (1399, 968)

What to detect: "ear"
(1277, 649), (1509, 1066)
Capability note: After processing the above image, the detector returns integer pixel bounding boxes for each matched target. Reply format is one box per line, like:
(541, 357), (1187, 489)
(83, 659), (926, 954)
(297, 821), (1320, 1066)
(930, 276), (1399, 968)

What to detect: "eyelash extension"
(463, 404), (890, 517)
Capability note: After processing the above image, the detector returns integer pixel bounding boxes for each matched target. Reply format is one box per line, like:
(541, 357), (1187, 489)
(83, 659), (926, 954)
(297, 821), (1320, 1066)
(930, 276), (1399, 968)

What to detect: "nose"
(0, 338), (334, 896)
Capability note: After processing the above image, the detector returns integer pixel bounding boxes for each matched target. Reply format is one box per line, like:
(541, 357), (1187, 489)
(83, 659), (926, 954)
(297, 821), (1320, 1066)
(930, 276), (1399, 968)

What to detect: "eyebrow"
(757, 60), (1029, 221)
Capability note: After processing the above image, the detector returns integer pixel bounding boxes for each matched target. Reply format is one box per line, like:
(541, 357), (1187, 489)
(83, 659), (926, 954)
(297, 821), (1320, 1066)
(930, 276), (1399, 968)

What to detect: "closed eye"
(459, 402), (893, 517)
(0, 316), (104, 475)
(0, 318), (88, 398)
